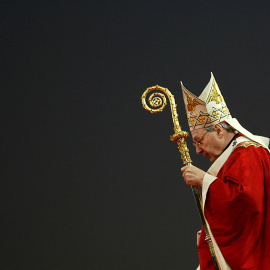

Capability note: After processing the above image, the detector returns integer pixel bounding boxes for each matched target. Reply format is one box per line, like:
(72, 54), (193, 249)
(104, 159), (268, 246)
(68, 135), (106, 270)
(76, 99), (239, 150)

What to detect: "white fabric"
(226, 118), (269, 151)
(199, 72), (232, 125)
(202, 174), (217, 208)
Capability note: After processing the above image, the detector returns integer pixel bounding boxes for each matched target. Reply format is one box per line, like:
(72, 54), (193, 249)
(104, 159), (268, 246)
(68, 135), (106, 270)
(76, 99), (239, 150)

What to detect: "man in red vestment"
(180, 73), (270, 269)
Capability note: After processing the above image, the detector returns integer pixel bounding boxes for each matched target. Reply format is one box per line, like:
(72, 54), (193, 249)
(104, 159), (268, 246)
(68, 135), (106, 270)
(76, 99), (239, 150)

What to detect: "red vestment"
(198, 144), (270, 269)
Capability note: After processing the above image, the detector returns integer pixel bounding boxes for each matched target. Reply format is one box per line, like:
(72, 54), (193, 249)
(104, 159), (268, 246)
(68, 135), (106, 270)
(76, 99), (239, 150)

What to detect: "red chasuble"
(198, 143), (270, 269)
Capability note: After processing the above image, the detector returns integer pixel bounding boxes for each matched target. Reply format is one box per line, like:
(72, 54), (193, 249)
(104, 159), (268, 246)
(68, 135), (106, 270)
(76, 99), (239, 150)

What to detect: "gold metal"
(205, 235), (212, 243)
(141, 85), (192, 165)
(235, 141), (267, 150)
(141, 85), (221, 270)
(183, 90), (204, 112)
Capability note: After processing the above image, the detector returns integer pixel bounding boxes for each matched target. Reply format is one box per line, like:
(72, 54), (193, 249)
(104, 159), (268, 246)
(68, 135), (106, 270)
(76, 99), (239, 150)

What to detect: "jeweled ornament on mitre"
(181, 72), (232, 131)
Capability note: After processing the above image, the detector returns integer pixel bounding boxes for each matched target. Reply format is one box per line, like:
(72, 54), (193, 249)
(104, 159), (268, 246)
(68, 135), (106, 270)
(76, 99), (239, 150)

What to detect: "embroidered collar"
(221, 133), (242, 154)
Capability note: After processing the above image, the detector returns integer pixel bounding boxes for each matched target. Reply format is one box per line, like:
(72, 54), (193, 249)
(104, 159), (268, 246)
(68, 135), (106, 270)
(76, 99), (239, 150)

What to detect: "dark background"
(1, 1), (270, 269)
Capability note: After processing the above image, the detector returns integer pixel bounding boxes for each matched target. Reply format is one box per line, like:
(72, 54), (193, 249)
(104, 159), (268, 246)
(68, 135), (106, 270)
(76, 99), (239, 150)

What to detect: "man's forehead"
(191, 128), (207, 139)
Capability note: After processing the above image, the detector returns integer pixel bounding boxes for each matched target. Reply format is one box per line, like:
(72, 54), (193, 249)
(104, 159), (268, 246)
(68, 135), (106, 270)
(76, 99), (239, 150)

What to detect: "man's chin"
(204, 153), (214, 163)
(209, 156), (218, 163)
(203, 153), (217, 163)
(203, 153), (209, 159)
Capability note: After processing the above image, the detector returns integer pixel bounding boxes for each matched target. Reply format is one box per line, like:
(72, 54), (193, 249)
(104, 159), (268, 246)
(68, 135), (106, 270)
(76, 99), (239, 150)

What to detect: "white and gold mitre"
(181, 72), (232, 131)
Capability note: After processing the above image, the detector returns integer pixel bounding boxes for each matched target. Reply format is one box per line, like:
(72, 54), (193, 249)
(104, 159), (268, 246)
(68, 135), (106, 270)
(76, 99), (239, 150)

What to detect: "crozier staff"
(181, 73), (270, 270)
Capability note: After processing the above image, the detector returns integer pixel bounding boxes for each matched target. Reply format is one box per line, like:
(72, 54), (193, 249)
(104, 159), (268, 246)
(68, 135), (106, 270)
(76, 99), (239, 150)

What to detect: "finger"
(181, 166), (187, 172)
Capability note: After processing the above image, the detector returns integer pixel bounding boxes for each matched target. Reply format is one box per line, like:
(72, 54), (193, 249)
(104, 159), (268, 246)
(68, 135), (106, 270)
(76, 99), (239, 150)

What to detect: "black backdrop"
(2, 1), (270, 269)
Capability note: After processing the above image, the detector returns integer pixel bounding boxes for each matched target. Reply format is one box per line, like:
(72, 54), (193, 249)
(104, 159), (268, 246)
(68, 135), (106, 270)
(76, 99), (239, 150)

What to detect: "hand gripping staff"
(141, 85), (221, 270)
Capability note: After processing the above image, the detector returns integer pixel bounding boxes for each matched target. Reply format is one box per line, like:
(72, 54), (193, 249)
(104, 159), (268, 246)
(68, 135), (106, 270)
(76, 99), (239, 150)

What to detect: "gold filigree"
(212, 111), (220, 119)
(141, 86), (167, 113)
(223, 107), (229, 115)
(207, 82), (223, 104)
(141, 85), (192, 165)
(184, 91), (204, 112)
(189, 117), (197, 127)
(198, 115), (207, 123)
(234, 141), (267, 150)
(188, 112), (212, 129)
(149, 94), (165, 107)
(207, 106), (231, 122)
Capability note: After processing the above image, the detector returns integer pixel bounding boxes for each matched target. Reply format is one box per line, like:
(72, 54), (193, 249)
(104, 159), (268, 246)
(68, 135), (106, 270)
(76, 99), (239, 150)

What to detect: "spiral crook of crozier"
(141, 85), (168, 113)
(141, 84), (193, 165)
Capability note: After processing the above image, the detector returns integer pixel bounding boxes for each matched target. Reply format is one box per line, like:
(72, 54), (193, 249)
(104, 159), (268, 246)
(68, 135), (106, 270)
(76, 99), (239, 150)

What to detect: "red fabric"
(198, 145), (270, 269)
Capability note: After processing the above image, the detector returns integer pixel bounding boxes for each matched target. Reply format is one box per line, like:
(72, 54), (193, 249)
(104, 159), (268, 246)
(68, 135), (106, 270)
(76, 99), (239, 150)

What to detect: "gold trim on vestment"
(234, 141), (267, 150)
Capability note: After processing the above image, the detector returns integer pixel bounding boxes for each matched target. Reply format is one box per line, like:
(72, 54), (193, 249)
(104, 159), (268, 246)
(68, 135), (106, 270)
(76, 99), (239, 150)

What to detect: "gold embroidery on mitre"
(207, 106), (231, 124)
(212, 110), (220, 119)
(185, 93), (215, 129)
(234, 141), (267, 150)
(182, 73), (232, 131)
(184, 91), (204, 112)
(207, 81), (223, 104)
(223, 106), (230, 115)
(189, 112), (212, 129)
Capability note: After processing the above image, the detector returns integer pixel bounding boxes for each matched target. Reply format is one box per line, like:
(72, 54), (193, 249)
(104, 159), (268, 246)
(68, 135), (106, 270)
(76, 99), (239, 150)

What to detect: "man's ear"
(214, 124), (223, 138)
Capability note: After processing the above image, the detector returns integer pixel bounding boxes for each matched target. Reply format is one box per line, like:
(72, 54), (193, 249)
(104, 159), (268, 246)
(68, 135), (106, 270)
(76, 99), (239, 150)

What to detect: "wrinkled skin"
(181, 124), (236, 186)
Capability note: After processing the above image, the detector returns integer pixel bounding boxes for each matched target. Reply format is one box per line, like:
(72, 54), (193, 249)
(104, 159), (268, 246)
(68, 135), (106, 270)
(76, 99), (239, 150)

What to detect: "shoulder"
(234, 141), (268, 150)
(218, 140), (270, 183)
(222, 140), (268, 168)
(228, 140), (270, 167)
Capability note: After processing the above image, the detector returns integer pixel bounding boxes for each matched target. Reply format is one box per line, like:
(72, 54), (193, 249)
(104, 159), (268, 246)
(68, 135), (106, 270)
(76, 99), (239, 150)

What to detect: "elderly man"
(180, 73), (270, 269)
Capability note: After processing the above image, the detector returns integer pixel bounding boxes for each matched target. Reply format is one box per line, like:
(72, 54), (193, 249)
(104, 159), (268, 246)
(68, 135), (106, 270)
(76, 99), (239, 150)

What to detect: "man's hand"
(181, 165), (206, 187)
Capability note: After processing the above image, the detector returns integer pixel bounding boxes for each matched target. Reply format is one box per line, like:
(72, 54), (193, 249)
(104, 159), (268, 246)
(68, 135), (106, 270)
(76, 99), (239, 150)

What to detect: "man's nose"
(195, 145), (203, 155)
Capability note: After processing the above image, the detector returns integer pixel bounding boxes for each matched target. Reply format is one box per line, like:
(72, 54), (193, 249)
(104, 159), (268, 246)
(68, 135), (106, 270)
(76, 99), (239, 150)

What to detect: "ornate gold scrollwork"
(141, 85), (167, 113)
(141, 85), (192, 165)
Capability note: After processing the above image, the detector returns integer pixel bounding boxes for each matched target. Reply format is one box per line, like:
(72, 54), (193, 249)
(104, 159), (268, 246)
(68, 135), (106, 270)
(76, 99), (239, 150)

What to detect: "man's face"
(191, 128), (223, 163)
